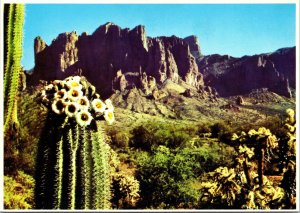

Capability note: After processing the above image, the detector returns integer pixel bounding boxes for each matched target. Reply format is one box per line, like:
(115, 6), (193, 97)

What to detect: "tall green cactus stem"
(4, 4), (25, 131)
(91, 130), (111, 209)
(35, 115), (111, 209)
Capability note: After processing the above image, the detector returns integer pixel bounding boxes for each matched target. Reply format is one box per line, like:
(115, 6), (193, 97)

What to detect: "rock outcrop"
(197, 47), (295, 97)
(28, 22), (204, 98)
(184, 35), (202, 59)
(28, 22), (295, 99)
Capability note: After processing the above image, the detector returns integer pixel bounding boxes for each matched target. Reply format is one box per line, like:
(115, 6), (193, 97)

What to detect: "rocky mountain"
(28, 22), (207, 99)
(196, 47), (296, 97)
(28, 22), (295, 103)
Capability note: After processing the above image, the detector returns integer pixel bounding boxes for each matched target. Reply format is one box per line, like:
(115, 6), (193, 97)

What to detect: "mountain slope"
(196, 47), (295, 97)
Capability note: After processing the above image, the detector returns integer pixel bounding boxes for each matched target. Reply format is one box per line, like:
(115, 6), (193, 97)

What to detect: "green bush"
(108, 128), (130, 149)
(196, 123), (211, 135)
(210, 121), (233, 138)
(136, 145), (228, 209)
(130, 122), (195, 151)
(4, 171), (35, 209)
(237, 115), (286, 138)
(4, 90), (47, 176)
(130, 125), (153, 151)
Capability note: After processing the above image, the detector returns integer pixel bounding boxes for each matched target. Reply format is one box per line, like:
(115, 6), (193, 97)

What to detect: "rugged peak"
(53, 31), (78, 42)
(129, 25), (148, 51)
(34, 36), (47, 55)
(184, 35), (202, 59)
(29, 22), (205, 97)
(131, 24), (146, 33)
(93, 22), (121, 36)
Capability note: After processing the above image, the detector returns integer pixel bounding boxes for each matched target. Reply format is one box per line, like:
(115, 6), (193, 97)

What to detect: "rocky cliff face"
(197, 47), (295, 97)
(184, 35), (202, 59)
(29, 22), (204, 98)
(28, 22), (295, 99)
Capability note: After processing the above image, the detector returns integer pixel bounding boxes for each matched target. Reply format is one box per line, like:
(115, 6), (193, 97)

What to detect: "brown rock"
(184, 35), (202, 59)
(236, 96), (244, 105)
(182, 89), (194, 97)
(28, 22), (204, 98)
(197, 47), (295, 98)
(152, 88), (167, 100)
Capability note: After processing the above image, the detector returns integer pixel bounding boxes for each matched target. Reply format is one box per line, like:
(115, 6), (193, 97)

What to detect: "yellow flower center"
(96, 102), (102, 109)
(71, 82), (80, 87)
(108, 112), (114, 120)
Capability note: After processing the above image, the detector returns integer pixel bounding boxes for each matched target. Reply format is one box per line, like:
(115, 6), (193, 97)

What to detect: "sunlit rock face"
(29, 22), (204, 98)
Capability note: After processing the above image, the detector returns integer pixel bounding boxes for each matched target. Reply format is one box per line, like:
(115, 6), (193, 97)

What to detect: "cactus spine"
(35, 76), (114, 209)
(4, 4), (25, 131)
(35, 116), (111, 209)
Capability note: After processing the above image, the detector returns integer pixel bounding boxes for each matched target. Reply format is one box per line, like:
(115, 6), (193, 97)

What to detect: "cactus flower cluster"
(40, 76), (115, 126)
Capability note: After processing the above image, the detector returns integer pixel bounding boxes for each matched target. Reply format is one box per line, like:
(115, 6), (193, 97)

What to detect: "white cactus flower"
(104, 109), (115, 125)
(92, 98), (106, 113)
(68, 88), (83, 102)
(76, 110), (93, 127)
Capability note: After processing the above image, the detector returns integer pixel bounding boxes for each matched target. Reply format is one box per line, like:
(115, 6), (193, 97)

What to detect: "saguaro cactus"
(35, 76), (115, 209)
(4, 4), (25, 131)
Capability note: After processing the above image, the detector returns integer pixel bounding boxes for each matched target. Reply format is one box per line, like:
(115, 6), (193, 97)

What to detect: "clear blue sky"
(22, 4), (296, 70)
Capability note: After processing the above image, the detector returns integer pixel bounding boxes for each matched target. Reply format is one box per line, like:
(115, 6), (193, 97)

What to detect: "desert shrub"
(4, 90), (47, 176)
(153, 128), (192, 148)
(195, 141), (236, 170)
(238, 115), (287, 139)
(210, 121), (233, 138)
(136, 145), (226, 208)
(4, 171), (35, 209)
(196, 123), (211, 136)
(109, 147), (140, 209)
(108, 128), (130, 149)
(210, 121), (234, 144)
(130, 125), (153, 151)
(130, 123), (195, 151)
(111, 173), (140, 209)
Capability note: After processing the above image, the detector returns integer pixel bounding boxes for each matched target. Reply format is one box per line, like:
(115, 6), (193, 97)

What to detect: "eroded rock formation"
(197, 47), (295, 97)
(28, 22), (204, 98)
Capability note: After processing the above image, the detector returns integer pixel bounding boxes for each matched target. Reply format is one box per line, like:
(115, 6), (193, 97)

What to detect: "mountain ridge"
(27, 22), (295, 99)
(196, 46), (295, 97)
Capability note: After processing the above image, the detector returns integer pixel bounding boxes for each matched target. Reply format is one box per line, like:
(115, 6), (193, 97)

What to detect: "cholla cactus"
(242, 175), (285, 209)
(35, 76), (114, 209)
(200, 167), (241, 207)
(199, 165), (286, 209)
(232, 127), (278, 188)
(200, 109), (296, 209)
(280, 108), (296, 208)
(284, 109), (296, 157)
(112, 173), (140, 208)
